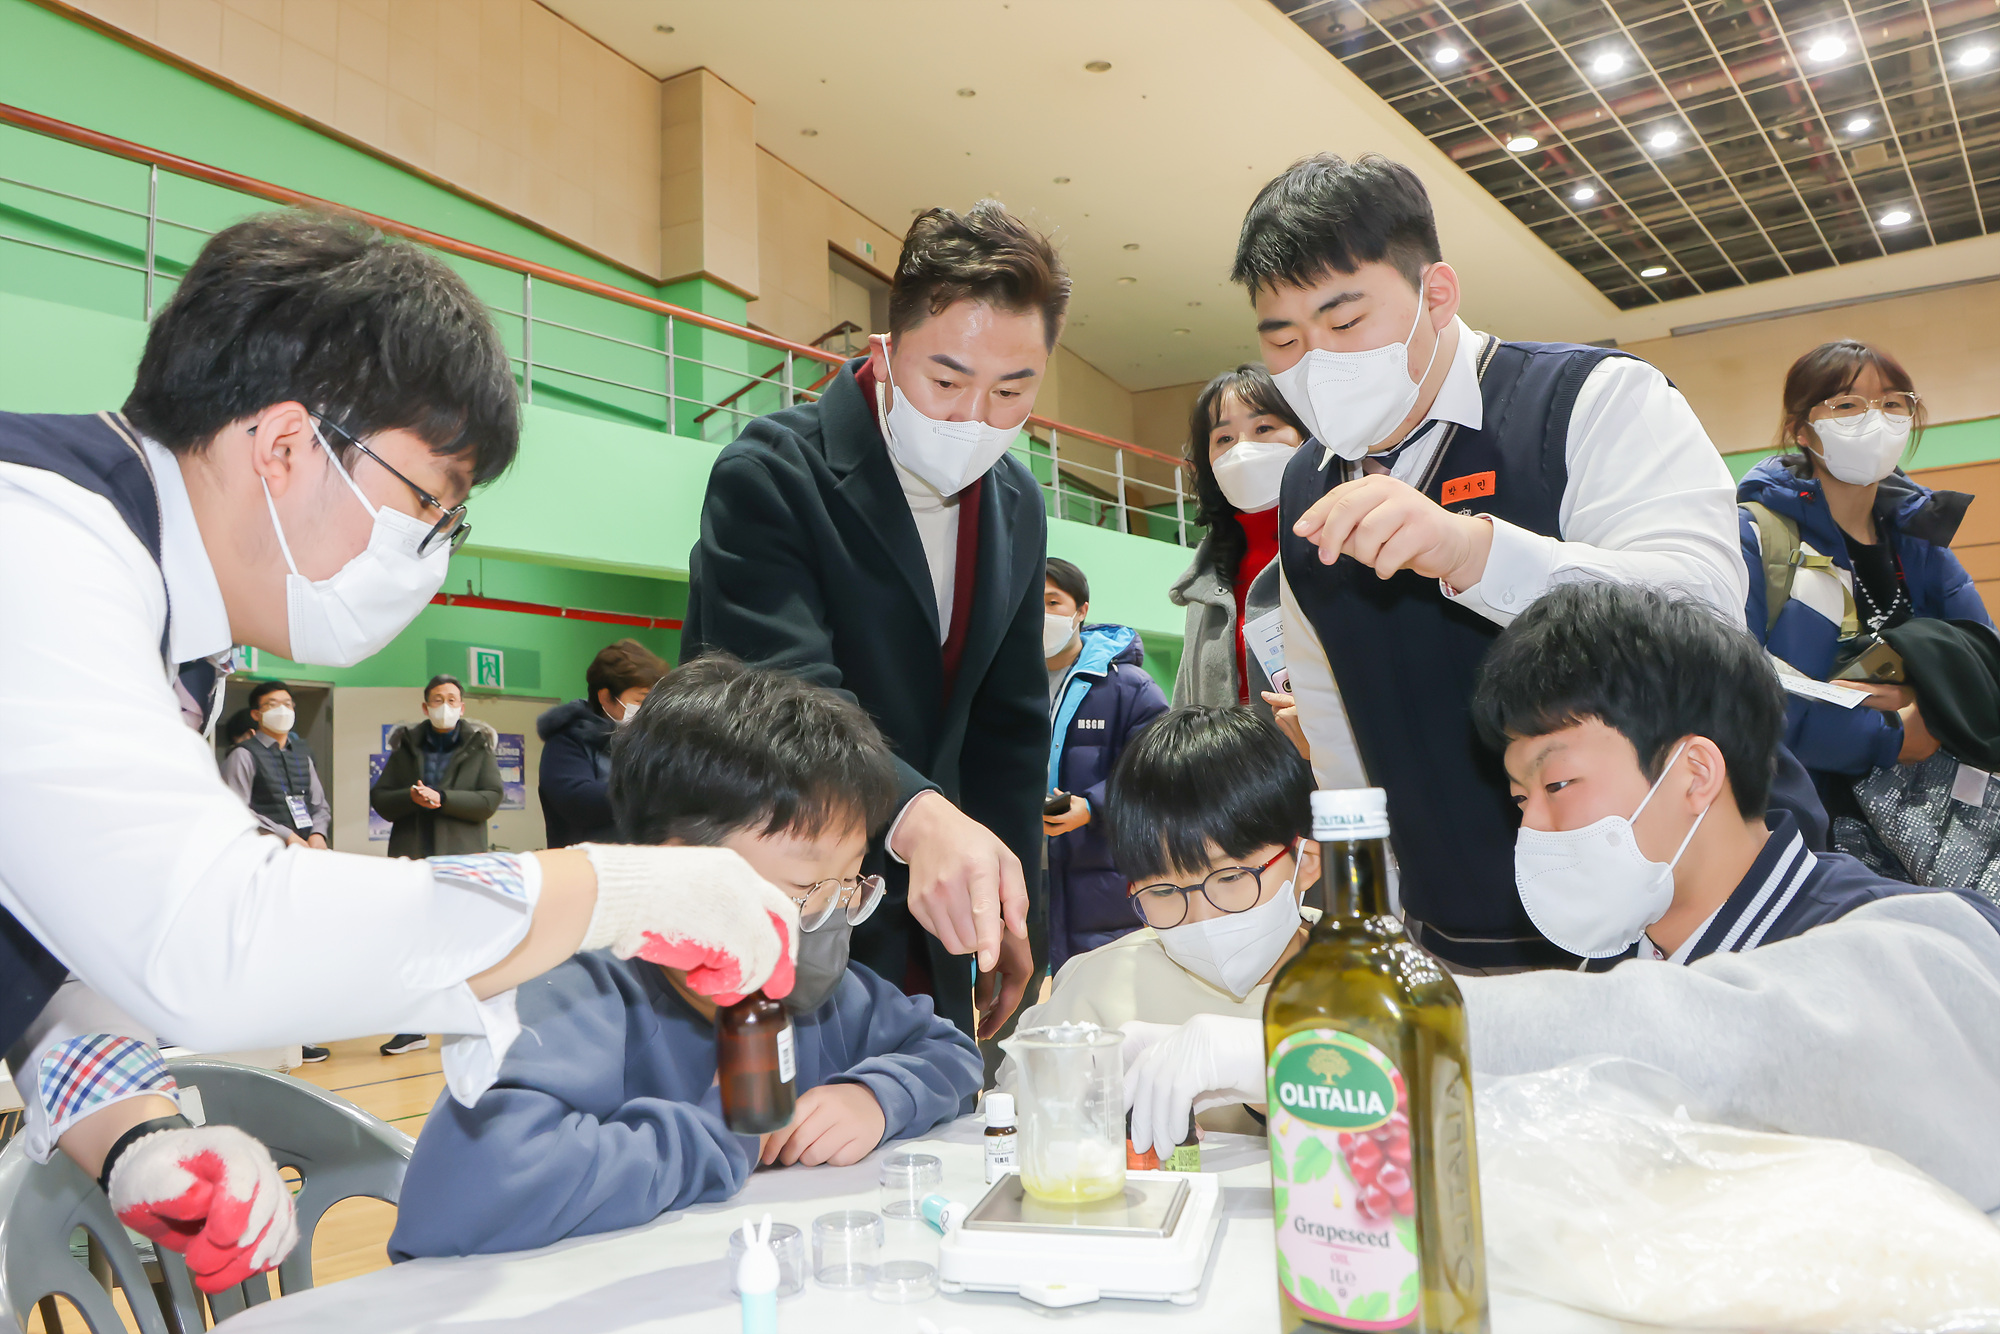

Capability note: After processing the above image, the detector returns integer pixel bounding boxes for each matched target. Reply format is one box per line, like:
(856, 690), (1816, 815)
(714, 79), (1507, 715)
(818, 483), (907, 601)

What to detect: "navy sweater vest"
(246, 735), (318, 832)
(1278, 338), (1632, 970)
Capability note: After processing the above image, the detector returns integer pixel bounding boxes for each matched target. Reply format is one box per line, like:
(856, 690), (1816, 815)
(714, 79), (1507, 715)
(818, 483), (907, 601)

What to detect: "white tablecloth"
(224, 1116), (1655, 1334)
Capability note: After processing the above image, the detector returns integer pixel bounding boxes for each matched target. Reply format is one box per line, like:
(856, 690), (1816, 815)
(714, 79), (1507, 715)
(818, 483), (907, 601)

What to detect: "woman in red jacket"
(1168, 364), (1308, 709)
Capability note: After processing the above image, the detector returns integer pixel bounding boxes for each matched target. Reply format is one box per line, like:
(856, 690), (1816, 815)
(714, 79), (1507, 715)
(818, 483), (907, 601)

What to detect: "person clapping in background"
(370, 674), (504, 1057)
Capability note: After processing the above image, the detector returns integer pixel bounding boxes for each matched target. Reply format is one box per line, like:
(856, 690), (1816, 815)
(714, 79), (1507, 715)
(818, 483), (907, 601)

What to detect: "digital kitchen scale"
(936, 1170), (1223, 1307)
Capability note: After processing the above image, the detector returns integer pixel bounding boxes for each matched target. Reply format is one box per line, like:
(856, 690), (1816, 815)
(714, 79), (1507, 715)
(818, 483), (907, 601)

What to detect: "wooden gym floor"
(27, 1035), (442, 1333)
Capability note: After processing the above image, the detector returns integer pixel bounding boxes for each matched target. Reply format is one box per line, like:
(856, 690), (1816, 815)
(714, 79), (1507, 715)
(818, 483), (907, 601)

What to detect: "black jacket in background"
(1885, 617), (2000, 769)
(681, 359), (1050, 1035)
(537, 699), (616, 847)
(370, 719), (504, 857)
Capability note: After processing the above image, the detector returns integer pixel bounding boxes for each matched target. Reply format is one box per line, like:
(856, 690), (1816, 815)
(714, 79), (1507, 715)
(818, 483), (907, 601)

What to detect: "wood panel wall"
(1909, 458), (2000, 620)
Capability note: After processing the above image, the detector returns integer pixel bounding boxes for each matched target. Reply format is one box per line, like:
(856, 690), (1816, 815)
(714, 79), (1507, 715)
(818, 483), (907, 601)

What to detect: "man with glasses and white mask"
(0, 212), (796, 1293)
(683, 201), (1064, 1052)
(1242, 153), (1834, 972)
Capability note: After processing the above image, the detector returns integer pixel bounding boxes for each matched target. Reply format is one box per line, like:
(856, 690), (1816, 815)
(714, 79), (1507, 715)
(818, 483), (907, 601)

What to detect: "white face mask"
(875, 341), (1022, 495)
(1270, 278), (1442, 463)
(1209, 438), (1298, 513)
(1155, 855), (1303, 999)
(1044, 612), (1081, 658)
(263, 424), (453, 668)
(612, 697), (640, 725)
(1809, 410), (1911, 486)
(1513, 742), (1711, 959)
(257, 705), (295, 735)
(427, 703), (462, 730)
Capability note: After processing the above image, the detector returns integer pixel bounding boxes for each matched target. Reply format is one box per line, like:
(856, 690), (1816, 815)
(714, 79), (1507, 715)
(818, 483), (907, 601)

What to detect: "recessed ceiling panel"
(1274, 0), (2000, 306)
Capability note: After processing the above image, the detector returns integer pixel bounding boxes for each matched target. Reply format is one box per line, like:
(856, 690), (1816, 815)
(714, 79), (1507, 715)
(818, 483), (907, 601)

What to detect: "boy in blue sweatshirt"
(390, 655), (982, 1260)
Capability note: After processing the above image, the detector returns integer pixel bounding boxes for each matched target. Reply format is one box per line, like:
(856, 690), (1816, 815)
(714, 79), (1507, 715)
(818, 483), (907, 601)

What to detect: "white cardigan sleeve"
(0, 468), (535, 1094)
(1460, 894), (2000, 1211)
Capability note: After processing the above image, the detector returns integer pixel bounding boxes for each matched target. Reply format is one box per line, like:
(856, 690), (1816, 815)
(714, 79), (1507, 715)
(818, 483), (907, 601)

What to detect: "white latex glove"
(1121, 1014), (1267, 1159)
(578, 844), (800, 1002)
(108, 1125), (298, 1294)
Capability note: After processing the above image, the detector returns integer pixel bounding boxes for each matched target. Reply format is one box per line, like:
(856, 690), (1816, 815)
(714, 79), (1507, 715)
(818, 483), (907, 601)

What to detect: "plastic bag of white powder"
(1478, 1059), (2000, 1332)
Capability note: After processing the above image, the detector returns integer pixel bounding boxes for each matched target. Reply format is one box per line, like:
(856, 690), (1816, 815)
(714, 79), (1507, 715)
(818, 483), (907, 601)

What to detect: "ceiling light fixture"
(1648, 127), (1680, 150)
(1084, 60), (1112, 72)
(1879, 208), (1912, 226)
(1590, 51), (1625, 76)
(1639, 265), (1669, 278)
(1846, 115), (1872, 133)
(1123, 243), (1141, 250)
(1506, 134), (1539, 152)
(1116, 276), (1138, 285)
(1173, 328), (1191, 335)
(1434, 45), (1461, 65)
(1572, 184), (1597, 202)
(1959, 45), (1993, 68)
(1806, 36), (1847, 62)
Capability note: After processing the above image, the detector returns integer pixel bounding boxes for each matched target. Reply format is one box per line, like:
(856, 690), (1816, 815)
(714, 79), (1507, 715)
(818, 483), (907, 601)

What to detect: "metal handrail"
(0, 99), (1196, 543)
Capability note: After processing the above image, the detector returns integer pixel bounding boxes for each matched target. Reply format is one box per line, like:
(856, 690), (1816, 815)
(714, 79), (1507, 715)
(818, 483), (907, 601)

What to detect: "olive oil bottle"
(1264, 788), (1486, 1333)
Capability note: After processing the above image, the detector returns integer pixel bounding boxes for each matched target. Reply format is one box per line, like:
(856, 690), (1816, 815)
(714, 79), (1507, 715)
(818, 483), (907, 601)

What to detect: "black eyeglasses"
(313, 413), (471, 557)
(1128, 845), (1294, 930)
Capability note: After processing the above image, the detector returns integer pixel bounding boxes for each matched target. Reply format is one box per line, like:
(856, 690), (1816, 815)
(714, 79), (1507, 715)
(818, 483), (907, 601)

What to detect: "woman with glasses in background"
(1737, 339), (1992, 836)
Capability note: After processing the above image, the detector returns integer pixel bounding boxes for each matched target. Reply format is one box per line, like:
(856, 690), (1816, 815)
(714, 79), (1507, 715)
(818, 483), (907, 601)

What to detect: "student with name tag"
(1242, 153), (1818, 971)
(1042, 557), (1169, 972)
(220, 680), (329, 848)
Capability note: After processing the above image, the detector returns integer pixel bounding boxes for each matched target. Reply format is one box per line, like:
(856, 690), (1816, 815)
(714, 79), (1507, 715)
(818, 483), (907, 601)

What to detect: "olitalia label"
(1268, 1029), (1418, 1330)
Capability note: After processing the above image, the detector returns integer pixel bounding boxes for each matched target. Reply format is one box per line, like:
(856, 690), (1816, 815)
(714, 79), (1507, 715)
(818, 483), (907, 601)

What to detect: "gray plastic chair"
(0, 1135), (170, 1333)
(152, 1058), (413, 1329)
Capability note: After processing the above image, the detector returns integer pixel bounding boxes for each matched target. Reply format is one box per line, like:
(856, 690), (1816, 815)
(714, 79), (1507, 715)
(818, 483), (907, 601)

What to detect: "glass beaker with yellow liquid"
(1006, 1023), (1126, 1204)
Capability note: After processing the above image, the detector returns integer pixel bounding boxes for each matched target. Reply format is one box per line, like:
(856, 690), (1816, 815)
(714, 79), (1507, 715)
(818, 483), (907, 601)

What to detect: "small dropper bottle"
(983, 1092), (1018, 1183)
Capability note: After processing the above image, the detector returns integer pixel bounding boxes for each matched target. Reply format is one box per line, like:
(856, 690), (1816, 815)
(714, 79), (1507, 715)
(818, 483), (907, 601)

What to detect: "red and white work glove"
(1121, 1015), (1268, 1160)
(108, 1125), (299, 1293)
(578, 844), (799, 1002)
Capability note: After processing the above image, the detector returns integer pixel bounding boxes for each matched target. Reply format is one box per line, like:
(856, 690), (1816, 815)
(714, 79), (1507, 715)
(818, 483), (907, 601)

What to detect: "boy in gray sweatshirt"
(390, 656), (982, 1260)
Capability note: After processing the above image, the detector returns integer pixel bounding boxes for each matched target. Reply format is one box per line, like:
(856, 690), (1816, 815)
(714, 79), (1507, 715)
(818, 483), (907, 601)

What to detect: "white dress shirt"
(893, 451), (963, 642)
(0, 439), (533, 1104)
(1280, 318), (1747, 790)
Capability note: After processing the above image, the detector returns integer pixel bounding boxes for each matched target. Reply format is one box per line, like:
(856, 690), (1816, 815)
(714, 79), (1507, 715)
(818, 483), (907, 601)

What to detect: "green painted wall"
(0, 0), (1199, 698)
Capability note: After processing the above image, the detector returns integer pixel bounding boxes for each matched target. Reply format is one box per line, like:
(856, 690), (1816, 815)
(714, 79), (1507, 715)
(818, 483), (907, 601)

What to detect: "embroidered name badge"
(1441, 471), (1496, 505)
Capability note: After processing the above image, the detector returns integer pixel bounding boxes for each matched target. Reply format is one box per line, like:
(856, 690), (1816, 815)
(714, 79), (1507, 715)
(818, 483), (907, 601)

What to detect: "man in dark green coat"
(369, 675), (504, 858)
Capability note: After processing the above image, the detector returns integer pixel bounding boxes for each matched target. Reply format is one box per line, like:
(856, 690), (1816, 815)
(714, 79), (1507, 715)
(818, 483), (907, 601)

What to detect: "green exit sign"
(469, 646), (505, 690)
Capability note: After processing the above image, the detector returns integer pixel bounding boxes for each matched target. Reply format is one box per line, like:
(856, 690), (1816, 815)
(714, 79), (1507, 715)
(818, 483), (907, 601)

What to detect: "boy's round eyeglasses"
(793, 874), (886, 932)
(1128, 846), (1293, 930)
(313, 413), (472, 556)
